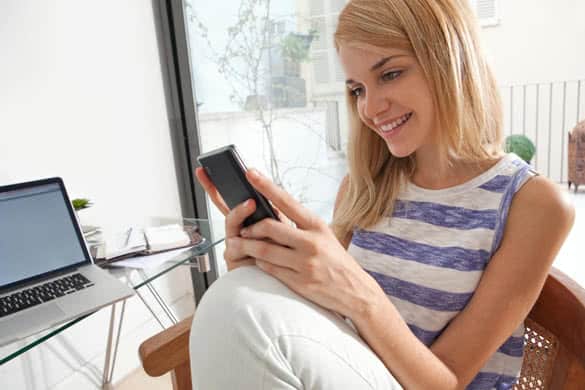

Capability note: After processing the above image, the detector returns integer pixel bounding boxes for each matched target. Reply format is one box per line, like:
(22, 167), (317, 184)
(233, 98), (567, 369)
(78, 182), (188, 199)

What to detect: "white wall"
(0, 1), (193, 388)
(0, 0), (183, 234)
(480, 0), (585, 86)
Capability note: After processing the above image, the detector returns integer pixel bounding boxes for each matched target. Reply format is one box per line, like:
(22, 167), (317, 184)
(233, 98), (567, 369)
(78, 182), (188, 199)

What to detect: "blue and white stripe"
(348, 153), (535, 390)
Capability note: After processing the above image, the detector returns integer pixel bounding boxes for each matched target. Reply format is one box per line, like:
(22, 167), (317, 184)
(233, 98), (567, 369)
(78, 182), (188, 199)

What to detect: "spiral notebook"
(103, 224), (204, 262)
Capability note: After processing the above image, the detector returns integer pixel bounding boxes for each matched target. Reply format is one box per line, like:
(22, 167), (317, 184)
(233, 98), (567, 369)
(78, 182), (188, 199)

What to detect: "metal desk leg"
(139, 269), (178, 325)
(107, 299), (127, 383)
(134, 287), (166, 329)
(101, 300), (128, 388)
(102, 303), (117, 387)
(146, 282), (178, 324)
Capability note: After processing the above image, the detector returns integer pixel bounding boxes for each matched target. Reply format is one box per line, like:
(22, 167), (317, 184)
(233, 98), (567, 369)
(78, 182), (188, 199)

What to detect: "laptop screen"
(0, 181), (88, 289)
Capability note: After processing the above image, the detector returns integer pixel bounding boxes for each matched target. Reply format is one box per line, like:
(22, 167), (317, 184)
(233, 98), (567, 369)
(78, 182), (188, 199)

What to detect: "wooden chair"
(568, 120), (585, 192)
(139, 267), (585, 389)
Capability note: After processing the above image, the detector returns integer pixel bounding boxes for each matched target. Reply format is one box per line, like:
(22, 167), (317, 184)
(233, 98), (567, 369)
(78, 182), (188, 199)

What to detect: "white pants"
(189, 266), (403, 389)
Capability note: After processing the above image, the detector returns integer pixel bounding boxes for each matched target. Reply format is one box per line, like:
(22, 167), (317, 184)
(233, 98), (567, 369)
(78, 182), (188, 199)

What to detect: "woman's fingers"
(226, 259), (256, 272)
(194, 167), (230, 216)
(225, 199), (256, 238)
(273, 207), (294, 227)
(195, 166), (302, 272)
(223, 199), (258, 270)
(240, 217), (305, 249)
(223, 244), (256, 271)
(246, 169), (322, 230)
(228, 237), (298, 272)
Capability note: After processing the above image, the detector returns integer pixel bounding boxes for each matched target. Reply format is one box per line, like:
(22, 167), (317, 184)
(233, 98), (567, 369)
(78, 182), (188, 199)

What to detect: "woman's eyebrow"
(345, 55), (406, 85)
(370, 55), (398, 71)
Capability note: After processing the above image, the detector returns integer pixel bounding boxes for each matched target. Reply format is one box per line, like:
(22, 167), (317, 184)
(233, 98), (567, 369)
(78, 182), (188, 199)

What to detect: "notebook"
(104, 224), (205, 261)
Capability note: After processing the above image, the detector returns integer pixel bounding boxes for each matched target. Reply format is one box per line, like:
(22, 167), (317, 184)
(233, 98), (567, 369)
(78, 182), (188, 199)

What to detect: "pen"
(124, 228), (133, 247)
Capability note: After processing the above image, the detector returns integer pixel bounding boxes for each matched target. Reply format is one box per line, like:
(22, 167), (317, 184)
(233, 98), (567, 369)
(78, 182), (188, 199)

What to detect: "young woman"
(191, 0), (575, 388)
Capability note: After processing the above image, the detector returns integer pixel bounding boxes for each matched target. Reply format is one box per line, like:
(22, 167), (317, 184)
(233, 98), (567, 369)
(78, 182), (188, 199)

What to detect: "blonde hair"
(331, 0), (504, 243)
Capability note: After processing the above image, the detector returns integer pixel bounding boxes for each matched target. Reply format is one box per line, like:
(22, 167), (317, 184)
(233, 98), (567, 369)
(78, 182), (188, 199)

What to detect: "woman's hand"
(194, 167), (291, 271)
(228, 168), (386, 320)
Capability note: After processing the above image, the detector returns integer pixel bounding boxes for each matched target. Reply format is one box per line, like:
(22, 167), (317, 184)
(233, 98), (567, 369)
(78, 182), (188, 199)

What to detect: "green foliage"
(72, 198), (93, 211)
(280, 30), (318, 63)
(505, 135), (535, 163)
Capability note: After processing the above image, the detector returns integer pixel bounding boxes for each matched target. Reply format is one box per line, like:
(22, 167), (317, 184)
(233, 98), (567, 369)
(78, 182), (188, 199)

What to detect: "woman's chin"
(386, 142), (415, 158)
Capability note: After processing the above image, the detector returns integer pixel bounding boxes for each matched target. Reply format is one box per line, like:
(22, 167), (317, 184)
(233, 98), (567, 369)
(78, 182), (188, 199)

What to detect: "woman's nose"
(363, 88), (390, 120)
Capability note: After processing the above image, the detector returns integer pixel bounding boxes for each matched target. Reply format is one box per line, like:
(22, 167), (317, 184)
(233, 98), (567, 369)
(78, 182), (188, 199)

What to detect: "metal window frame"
(151, 0), (220, 304)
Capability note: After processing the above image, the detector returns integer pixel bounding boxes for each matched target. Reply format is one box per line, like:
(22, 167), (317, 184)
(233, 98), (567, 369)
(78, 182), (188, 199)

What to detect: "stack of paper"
(105, 228), (147, 259)
(144, 224), (191, 252)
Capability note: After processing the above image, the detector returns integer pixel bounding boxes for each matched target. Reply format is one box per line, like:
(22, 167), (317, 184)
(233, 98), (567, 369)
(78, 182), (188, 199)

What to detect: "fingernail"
(240, 228), (248, 237)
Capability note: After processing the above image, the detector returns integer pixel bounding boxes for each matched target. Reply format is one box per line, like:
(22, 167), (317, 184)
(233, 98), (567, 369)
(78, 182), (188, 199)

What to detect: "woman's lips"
(378, 112), (413, 133)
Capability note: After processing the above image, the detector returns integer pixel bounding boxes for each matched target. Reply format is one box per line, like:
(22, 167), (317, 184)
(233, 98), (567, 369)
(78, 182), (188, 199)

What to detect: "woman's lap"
(189, 266), (402, 389)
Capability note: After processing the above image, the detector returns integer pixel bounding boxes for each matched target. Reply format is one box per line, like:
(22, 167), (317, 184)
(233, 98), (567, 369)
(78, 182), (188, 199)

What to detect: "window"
(469, 0), (500, 27)
(183, 0), (347, 276)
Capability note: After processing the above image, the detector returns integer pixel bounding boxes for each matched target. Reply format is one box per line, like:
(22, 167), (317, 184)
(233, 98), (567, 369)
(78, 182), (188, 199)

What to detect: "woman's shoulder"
(509, 174), (575, 229)
(501, 152), (571, 216)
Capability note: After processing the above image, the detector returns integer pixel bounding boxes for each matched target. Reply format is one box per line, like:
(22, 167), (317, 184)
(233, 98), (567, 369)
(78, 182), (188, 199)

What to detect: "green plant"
(505, 134), (535, 163)
(72, 198), (93, 211)
(280, 30), (318, 63)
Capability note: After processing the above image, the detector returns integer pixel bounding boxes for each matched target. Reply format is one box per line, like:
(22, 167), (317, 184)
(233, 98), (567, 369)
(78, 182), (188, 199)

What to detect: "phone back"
(198, 146), (278, 226)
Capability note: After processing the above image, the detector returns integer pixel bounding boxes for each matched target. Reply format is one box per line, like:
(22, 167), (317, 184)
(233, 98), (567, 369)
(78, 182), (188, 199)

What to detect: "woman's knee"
(193, 266), (290, 319)
(190, 266), (294, 346)
(189, 266), (300, 383)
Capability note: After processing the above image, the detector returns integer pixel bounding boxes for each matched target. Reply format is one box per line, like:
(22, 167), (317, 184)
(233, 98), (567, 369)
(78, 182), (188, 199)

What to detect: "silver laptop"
(0, 177), (135, 346)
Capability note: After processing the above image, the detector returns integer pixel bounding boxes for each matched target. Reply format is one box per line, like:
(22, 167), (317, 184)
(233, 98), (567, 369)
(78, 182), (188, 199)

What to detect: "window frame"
(152, 0), (221, 302)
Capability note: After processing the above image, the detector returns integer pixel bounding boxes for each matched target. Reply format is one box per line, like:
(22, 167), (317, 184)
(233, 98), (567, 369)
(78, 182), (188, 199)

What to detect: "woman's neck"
(411, 148), (501, 190)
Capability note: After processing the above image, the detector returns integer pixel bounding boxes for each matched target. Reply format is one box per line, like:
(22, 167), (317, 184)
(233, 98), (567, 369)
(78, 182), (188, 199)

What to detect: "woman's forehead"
(339, 42), (413, 58)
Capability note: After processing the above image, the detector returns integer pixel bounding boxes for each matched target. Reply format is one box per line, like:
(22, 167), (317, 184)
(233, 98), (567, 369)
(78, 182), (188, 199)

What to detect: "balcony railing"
(501, 79), (585, 182)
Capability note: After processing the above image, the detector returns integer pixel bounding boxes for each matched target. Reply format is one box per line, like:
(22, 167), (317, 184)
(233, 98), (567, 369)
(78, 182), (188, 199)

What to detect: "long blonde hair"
(331, 0), (504, 243)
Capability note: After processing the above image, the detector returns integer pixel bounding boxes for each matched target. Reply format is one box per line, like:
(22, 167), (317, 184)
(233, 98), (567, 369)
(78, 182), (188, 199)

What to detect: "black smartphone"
(197, 145), (279, 227)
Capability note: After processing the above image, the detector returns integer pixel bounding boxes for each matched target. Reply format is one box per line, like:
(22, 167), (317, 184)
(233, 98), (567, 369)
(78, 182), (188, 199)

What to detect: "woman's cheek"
(357, 104), (373, 130)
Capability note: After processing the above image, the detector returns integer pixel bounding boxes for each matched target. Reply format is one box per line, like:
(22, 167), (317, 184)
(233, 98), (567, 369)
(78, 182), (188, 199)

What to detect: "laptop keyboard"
(0, 273), (94, 318)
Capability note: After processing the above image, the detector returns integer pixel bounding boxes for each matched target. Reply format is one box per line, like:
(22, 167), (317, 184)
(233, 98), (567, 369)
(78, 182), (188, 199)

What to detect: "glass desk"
(0, 218), (223, 386)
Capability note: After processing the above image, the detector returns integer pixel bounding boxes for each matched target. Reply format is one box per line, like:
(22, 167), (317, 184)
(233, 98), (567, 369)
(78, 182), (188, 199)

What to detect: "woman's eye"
(350, 87), (364, 97)
(381, 70), (402, 81)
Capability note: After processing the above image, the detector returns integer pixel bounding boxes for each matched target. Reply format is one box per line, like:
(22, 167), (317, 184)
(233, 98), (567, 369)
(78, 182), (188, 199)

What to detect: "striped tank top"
(348, 153), (536, 390)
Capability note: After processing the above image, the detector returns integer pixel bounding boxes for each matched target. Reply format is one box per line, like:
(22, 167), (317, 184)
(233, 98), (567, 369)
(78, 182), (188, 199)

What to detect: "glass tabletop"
(0, 218), (224, 366)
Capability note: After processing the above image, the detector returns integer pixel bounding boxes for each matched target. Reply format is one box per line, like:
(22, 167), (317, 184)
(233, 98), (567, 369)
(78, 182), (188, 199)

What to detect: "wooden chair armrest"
(529, 267), (585, 363)
(139, 315), (194, 377)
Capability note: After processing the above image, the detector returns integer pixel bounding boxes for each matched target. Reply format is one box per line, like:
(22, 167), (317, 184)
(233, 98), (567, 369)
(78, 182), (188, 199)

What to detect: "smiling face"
(339, 44), (437, 158)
